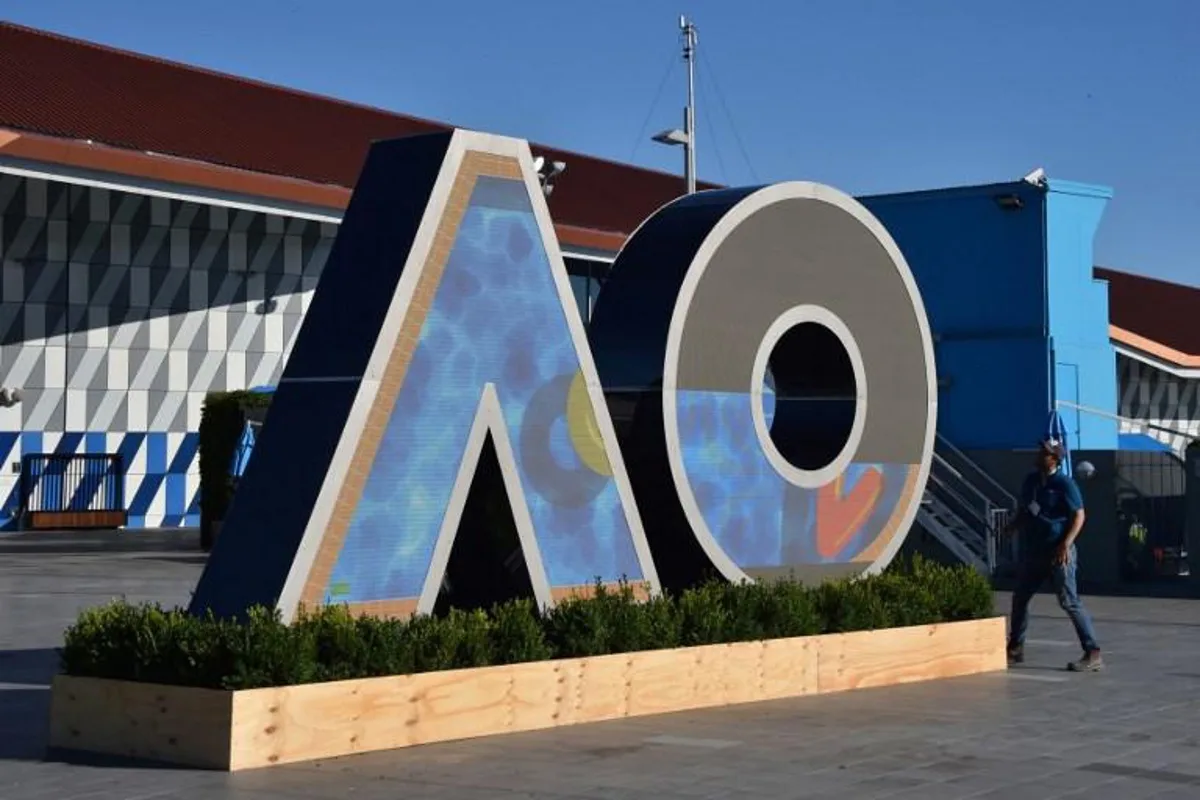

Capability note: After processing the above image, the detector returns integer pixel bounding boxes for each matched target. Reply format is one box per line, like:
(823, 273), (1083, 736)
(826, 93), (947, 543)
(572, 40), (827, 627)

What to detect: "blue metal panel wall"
(859, 183), (1051, 449)
(1044, 180), (1118, 451)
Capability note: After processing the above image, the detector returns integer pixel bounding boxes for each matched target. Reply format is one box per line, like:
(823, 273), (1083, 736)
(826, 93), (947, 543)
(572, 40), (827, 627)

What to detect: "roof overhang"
(1111, 324), (1200, 379)
(0, 127), (623, 258)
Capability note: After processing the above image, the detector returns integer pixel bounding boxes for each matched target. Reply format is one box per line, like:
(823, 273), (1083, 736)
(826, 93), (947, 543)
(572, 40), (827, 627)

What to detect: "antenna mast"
(681, 15), (697, 194)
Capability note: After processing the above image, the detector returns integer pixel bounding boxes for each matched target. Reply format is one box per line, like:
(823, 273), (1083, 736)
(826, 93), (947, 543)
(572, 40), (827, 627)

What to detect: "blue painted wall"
(859, 179), (1117, 451)
(860, 182), (1049, 450)
(1044, 180), (1118, 451)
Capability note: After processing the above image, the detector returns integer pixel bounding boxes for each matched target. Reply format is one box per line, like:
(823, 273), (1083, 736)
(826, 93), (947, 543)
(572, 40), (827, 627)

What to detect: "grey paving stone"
(2, 550), (1200, 800)
(1050, 776), (1175, 800)
(1146, 790), (1200, 800)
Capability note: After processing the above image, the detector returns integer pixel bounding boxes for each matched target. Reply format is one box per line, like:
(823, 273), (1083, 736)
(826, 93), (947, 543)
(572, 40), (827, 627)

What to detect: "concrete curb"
(0, 528), (201, 554)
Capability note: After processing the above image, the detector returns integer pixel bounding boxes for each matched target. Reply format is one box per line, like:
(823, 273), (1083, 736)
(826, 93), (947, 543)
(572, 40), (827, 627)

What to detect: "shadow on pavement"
(0, 648), (58, 761)
(0, 648), (200, 769)
(0, 647), (59, 686)
(135, 553), (210, 567)
(994, 575), (1200, 600)
(0, 687), (49, 760)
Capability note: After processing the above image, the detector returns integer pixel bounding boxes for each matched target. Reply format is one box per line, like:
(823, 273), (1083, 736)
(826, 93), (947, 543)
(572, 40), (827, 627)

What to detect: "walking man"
(1006, 438), (1103, 672)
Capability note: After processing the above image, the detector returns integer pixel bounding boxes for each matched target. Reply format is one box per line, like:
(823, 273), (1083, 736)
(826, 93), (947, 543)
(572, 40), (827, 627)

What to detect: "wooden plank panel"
(691, 643), (737, 703)
(48, 675), (233, 769)
(231, 660), (588, 768)
(408, 665), (516, 746)
(627, 648), (701, 716)
(566, 654), (630, 724)
(506, 659), (568, 734)
(816, 618), (1006, 694)
(230, 676), (418, 769)
(716, 642), (766, 705)
(760, 636), (818, 700)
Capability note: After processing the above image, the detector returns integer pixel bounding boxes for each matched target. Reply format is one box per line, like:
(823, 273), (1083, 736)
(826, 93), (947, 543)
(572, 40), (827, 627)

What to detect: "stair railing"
(927, 436), (1020, 573)
(935, 433), (1017, 508)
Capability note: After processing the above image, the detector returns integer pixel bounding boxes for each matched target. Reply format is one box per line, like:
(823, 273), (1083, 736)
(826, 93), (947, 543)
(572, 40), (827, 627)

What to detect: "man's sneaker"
(1067, 650), (1104, 672)
(1007, 646), (1025, 665)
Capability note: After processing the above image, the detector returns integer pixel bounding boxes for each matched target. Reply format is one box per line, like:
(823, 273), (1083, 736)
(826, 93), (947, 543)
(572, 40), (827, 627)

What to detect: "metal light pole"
(682, 15), (697, 195)
(652, 16), (698, 194)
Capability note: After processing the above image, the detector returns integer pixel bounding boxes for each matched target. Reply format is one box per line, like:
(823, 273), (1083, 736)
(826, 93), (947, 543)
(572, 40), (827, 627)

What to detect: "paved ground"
(3, 549), (1200, 800)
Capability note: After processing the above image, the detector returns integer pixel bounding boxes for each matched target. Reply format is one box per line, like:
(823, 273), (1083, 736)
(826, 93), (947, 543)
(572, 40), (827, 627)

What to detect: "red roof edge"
(0, 127), (629, 253)
(0, 21), (446, 135)
(1096, 266), (1200, 365)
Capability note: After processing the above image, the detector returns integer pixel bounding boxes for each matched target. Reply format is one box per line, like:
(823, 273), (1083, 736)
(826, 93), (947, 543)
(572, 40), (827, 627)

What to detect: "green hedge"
(60, 556), (994, 690)
(198, 390), (272, 546)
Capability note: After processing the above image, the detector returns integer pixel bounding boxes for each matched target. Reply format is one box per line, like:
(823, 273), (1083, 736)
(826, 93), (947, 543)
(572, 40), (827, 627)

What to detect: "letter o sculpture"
(587, 182), (937, 590)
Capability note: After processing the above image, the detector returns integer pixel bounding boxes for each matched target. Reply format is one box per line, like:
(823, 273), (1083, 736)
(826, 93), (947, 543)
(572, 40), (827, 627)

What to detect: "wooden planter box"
(49, 617), (1005, 770)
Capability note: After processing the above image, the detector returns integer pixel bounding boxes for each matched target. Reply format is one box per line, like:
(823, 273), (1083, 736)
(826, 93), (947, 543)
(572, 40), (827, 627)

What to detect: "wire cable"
(629, 47), (679, 164)
(698, 51), (760, 183)
(697, 67), (728, 185)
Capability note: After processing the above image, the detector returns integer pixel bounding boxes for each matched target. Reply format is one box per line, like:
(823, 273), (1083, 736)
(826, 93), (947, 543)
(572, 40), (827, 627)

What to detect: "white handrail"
(929, 454), (993, 522)
(1055, 399), (1197, 442)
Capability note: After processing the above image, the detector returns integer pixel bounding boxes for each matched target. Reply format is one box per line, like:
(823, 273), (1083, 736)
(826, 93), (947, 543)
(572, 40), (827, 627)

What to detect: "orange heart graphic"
(816, 468), (884, 559)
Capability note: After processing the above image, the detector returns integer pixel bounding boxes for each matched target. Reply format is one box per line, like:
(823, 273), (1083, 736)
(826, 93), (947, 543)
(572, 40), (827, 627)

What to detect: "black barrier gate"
(19, 453), (127, 530)
(1115, 449), (1189, 579)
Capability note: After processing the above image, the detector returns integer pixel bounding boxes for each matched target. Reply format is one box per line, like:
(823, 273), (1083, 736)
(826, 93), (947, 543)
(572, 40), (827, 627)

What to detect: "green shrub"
(903, 555), (996, 622)
(677, 581), (732, 645)
(198, 389), (273, 546)
(347, 615), (417, 678)
(632, 593), (684, 651)
(540, 582), (686, 657)
(305, 606), (412, 682)
(736, 579), (821, 640)
(541, 589), (615, 658)
(62, 601), (195, 685)
(220, 606), (319, 690)
(59, 556), (995, 689)
(813, 577), (895, 633)
(488, 599), (553, 664)
(403, 609), (492, 672)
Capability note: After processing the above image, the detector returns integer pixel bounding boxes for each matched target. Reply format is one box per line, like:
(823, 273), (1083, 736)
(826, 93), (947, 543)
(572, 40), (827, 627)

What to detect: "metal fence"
(1115, 449), (1188, 578)
(20, 453), (126, 529)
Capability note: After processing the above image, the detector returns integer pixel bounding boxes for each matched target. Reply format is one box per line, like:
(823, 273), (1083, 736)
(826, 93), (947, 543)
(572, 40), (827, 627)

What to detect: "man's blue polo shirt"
(1019, 469), (1084, 552)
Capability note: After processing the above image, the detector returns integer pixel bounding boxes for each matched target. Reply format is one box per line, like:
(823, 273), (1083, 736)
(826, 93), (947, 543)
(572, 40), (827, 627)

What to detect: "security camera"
(1022, 167), (1047, 187)
(532, 155), (567, 198)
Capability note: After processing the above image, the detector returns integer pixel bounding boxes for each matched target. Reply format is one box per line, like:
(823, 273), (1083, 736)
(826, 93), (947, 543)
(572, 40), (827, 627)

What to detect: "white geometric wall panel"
(1117, 353), (1200, 453)
(0, 172), (335, 529)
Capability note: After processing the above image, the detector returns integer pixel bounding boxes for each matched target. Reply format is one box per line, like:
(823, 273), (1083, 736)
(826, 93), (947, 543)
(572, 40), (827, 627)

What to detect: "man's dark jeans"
(1009, 544), (1100, 653)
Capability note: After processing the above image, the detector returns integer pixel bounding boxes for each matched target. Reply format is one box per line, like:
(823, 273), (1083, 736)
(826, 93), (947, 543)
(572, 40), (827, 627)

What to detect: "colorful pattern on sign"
(326, 176), (644, 603)
(674, 389), (913, 567)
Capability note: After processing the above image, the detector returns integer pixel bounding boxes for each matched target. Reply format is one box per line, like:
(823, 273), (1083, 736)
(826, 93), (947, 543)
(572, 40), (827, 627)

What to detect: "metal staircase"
(917, 490), (990, 572)
(915, 435), (1018, 574)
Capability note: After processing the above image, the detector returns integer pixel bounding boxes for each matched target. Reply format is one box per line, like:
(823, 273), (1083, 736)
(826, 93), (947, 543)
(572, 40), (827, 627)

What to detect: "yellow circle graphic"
(566, 371), (612, 477)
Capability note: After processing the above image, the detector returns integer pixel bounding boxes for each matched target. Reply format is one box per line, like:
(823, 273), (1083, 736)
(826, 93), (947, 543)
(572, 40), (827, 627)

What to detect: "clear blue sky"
(8, 0), (1199, 285)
